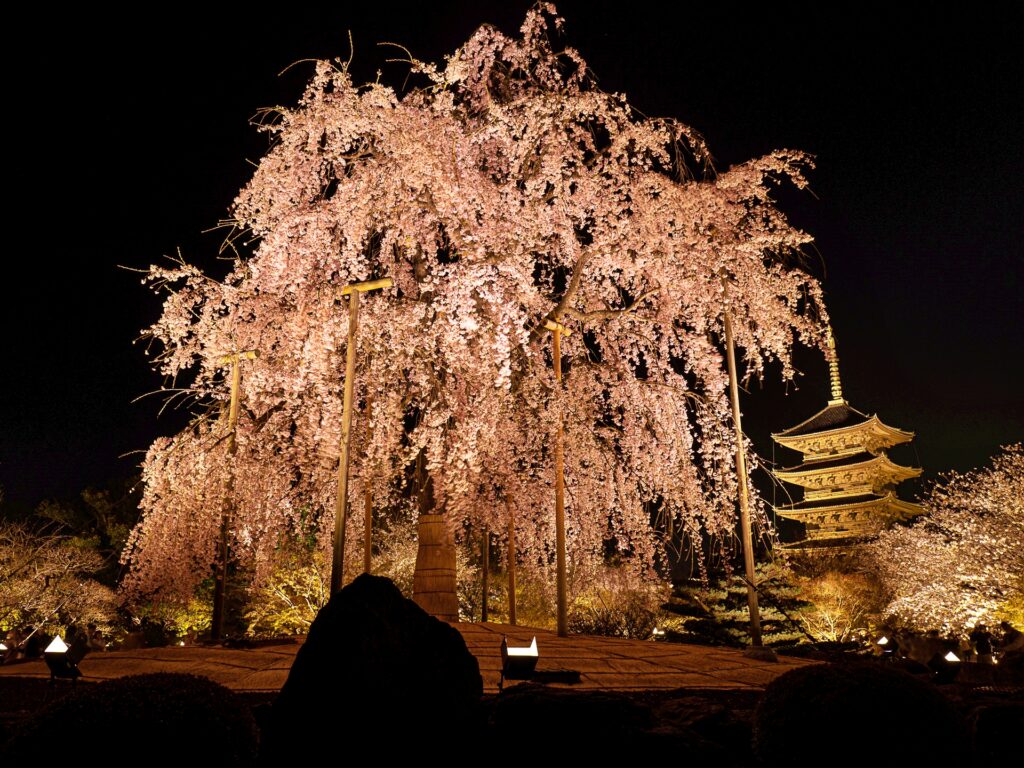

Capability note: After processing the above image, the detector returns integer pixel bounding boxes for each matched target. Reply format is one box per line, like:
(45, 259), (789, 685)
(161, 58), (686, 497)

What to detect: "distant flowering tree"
(122, 4), (827, 605)
(797, 571), (880, 643)
(869, 444), (1024, 635)
(0, 522), (118, 635)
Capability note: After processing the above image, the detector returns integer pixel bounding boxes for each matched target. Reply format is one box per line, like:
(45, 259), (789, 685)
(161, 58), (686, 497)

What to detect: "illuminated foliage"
(0, 522), (118, 635)
(243, 522), (482, 635)
(566, 565), (667, 639)
(123, 5), (826, 605)
(796, 571), (880, 643)
(133, 582), (214, 641)
(244, 552), (329, 637)
(869, 444), (1024, 634)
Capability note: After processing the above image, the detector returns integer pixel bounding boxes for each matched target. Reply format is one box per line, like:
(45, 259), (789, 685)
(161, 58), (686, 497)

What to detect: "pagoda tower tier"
(774, 491), (922, 542)
(771, 327), (923, 545)
(774, 448), (921, 496)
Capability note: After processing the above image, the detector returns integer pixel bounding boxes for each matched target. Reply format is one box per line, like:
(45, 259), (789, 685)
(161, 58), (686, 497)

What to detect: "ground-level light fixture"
(930, 648), (962, 684)
(877, 636), (889, 645)
(500, 636), (539, 690)
(44, 635), (84, 684)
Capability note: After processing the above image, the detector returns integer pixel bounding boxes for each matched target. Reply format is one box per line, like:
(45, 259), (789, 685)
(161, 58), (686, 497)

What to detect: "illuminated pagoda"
(771, 328), (923, 545)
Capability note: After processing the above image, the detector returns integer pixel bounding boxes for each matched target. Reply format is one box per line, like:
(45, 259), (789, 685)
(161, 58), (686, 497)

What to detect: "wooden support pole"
(481, 526), (490, 623)
(362, 486), (373, 574)
(506, 495), (517, 626)
(331, 291), (360, 594)
(212, 349), (257, 641)
(331, 277), (392, 594)
(722, 290), (764, 648)
(547, 318), (571, 638)
(362, 394), (374, 575)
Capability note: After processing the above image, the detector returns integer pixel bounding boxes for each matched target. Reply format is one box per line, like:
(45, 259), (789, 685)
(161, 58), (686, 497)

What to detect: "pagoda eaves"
(774, 492), (922, 541)
(772, 405), (914, 459)
(774, 451), (921, 493)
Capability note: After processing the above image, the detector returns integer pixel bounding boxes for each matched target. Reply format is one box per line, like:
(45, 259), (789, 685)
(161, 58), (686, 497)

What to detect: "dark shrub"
(493, 683), (654, 741)
(4, 673), (258, 763)
(261, 574), (482, 760)
(491, 685), (738, 761)
(753, 662), (969, 767)
(971, 702), (1024, 761)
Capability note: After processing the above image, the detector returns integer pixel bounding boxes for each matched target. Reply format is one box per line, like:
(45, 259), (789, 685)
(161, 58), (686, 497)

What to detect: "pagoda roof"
(778, 492), (891, 511)
(774, 451), (921, 486)
(781, 537), (868, 551)
(774, 402), (871, 437)
(772, 405), (915, 456)
(773, 490), (923, 519)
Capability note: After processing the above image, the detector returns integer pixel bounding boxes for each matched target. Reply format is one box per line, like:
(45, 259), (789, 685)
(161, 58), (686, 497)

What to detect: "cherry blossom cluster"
(869, 444), (1024, 634)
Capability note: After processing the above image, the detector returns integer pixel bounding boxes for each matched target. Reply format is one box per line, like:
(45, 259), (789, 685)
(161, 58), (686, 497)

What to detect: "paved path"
(0, 623), (811, 694)
(463, 623), (810, 692)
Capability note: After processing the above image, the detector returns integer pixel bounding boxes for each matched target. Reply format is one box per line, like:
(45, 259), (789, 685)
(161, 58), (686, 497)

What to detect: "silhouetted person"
(999, 622), (1024, 652)
(86, 623), (105, 651)
(970, 624), (993, 664)
(998, 622), (1024, 672)
(23, 629), (50, 658)
(3, 627), (23, 663)
(68, 631), (90, 665)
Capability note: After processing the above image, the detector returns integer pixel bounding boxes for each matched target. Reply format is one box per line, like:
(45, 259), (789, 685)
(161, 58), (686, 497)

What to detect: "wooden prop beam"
(481, 526), (490, 622)
(548, 318), (569, 637)
(341, 277), (394, 295)
(721, 281), (764, 647)
(543, 318), (572, 336)
(211, 349), (258, 641)
(362, 394), (374, 575)
(507, 495), (517, 626)
(331, 278), (392, 594)
(219, 351), (258, 364)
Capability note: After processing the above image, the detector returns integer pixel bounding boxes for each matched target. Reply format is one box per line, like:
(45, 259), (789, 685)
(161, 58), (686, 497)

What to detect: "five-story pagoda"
(771, 328), (923, 545)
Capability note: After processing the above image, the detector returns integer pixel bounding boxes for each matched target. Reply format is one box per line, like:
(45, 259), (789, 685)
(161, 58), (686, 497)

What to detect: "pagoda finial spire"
(826, 325), (846, 405)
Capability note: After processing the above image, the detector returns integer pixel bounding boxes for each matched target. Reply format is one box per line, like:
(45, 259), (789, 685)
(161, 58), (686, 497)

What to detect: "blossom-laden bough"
(869, 444), (1024, 635)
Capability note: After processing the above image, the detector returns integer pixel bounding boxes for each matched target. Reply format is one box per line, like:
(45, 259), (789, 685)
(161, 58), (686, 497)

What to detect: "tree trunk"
(411, 450), (459, 621)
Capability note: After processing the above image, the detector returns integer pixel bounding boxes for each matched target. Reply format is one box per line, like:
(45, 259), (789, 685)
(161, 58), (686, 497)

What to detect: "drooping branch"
(565, 288), (660, 323)
(549, 250), (592, 322)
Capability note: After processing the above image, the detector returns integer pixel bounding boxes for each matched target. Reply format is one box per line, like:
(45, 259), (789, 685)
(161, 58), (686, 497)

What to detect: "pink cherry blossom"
(122, 5), (828, 605)
(869, 444), (1024, 635)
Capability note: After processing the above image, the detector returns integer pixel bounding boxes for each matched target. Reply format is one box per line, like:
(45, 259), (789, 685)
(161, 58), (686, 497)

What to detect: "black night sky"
(2, 3), (1021, 510)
